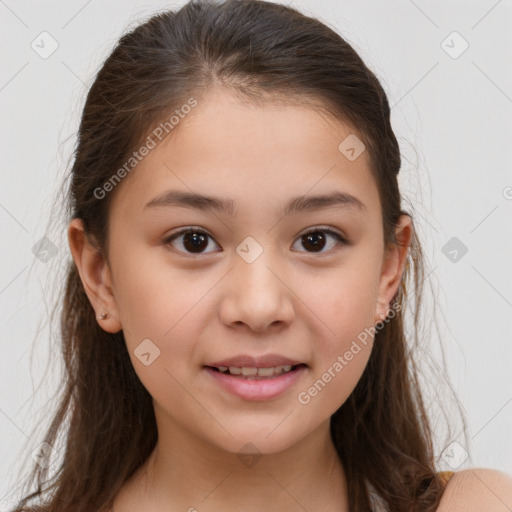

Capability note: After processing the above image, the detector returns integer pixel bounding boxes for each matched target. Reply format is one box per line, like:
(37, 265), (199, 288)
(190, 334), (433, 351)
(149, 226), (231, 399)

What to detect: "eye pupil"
(302, 231), (326, 252)
(183, 231), (208, 253)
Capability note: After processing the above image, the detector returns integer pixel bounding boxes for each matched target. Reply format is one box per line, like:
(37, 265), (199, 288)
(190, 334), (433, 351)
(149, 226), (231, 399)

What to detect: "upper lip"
(205, 354), (305, 368)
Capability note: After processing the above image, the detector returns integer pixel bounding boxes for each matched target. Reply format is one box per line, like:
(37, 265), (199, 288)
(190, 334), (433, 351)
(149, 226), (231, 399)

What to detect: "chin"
(200, 420), (311, 458)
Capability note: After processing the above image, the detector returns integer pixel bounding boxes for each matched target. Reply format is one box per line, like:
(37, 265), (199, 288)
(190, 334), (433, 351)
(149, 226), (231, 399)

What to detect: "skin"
(438, 468), (512, 512)
(68, 87), (413, 511)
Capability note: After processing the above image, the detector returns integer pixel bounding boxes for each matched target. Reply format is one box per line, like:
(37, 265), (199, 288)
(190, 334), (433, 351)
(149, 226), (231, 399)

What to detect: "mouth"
(204, 363), (308, 380)
(202, 362), (309, 401)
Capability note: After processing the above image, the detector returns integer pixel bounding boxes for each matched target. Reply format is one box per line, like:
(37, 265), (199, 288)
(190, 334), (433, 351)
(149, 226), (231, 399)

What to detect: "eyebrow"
(143, 189), (366, 217)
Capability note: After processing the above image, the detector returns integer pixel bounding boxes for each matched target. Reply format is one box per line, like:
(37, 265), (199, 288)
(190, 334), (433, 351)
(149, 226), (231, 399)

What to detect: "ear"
(374, 214), (413, 324)
(67, 218), (122, 333)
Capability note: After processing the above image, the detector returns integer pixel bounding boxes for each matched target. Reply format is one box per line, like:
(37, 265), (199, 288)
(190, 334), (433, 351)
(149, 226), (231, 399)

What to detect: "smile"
(203, 364), (308, 401)
(209, 364), (302, 378)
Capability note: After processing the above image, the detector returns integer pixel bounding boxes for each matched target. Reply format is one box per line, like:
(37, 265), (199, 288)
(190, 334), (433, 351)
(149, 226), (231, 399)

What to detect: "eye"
(163, 226), (348, 256)
(163, 228), (220, 255)
(292, 227), (347, 253)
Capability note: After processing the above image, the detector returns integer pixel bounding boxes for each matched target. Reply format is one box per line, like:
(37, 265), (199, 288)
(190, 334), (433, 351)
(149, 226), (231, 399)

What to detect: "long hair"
(10, 1), (468, 511)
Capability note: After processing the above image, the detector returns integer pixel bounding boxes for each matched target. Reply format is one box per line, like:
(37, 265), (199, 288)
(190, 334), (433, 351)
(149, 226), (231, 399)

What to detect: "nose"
(219, 251), (295, 333)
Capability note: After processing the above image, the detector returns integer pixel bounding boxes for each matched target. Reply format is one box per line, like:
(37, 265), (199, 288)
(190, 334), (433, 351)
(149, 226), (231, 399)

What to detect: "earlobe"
(67, 218), (122, 333)
(374, 215), (413, 324)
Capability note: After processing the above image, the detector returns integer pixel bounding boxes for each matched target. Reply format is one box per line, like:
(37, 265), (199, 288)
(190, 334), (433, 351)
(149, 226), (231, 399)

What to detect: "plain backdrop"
(1, 0), (511, 507)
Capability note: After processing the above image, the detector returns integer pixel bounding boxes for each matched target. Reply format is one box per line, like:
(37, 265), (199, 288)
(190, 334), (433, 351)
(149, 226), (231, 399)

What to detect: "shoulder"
(437, 467), (512, 512)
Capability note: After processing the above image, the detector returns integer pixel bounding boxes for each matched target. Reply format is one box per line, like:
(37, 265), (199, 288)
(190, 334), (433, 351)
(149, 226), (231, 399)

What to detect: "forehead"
(109, 88), (380, 220)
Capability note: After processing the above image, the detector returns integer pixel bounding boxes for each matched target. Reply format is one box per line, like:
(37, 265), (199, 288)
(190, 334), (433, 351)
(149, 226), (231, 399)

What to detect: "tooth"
(257, 367), (275, 377)
(223, 364), (297, 376)
(241, 367), (258, 376)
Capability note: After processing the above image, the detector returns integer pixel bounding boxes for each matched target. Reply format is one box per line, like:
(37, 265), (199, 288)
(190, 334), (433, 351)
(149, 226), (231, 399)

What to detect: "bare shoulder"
(437, 467), (512, 512)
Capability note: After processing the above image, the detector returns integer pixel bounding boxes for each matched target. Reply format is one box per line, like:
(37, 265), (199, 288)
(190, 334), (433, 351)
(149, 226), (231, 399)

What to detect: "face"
(69, 88), (410, 456)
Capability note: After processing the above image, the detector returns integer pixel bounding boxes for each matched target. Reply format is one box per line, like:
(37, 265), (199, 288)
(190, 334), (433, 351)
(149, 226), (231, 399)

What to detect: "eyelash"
(162, 226), (348, 256)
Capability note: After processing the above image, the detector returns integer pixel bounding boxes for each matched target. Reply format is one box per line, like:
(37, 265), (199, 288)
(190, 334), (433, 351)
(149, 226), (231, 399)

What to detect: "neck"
(119, 417), (349, 511)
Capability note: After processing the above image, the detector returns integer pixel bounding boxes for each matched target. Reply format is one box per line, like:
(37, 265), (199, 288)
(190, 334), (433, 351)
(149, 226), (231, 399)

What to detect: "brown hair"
(10, 1), (468, 511)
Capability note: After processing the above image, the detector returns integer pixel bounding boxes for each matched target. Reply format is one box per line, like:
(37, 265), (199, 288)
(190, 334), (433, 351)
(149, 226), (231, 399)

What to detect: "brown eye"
(163, 226), (347, 256)
(164, 229), (220, 254)
(293, 228), (347, 253)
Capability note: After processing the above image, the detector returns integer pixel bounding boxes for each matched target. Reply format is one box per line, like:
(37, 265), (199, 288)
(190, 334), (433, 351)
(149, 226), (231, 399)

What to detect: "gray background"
(1, 0), (511, 507)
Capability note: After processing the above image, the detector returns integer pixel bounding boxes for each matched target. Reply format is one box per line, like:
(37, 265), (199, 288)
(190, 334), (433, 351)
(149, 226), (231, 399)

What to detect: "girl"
(10, 1), (512, 511)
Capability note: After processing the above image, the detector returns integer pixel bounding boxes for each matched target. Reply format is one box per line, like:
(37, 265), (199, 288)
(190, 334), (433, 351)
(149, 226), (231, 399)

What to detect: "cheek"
(112, 241), (207, 335)
(305, 254), (381, 345)
(296, 288), (376, 416)
(294, 255), (381, 410)
(111, 249), (215, 382)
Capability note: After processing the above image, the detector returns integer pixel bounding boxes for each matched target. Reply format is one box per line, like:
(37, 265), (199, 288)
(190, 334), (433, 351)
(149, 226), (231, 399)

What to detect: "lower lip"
(203, 365), (308, 401)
